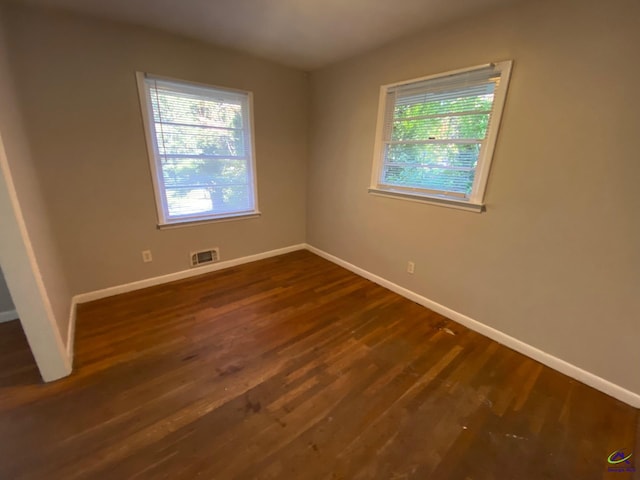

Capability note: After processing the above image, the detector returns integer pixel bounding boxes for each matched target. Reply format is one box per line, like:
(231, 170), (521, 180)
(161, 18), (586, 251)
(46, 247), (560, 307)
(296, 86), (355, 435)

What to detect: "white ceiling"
(9, 0), (523, 70)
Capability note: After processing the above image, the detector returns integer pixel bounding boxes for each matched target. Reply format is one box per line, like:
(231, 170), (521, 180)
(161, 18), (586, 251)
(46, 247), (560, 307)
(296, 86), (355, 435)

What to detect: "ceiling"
(8, 0), (523, 70)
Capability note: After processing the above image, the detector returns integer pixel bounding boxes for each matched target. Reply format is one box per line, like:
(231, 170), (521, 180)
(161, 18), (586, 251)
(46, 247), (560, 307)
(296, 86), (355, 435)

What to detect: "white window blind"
(370, 61), (512, 211)
(137, 73), (258, 225)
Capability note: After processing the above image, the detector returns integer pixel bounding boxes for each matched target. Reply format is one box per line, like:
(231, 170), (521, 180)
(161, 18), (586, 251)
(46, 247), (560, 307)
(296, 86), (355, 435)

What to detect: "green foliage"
(385, 91), (494, 195)
(151, 91), (250, 216)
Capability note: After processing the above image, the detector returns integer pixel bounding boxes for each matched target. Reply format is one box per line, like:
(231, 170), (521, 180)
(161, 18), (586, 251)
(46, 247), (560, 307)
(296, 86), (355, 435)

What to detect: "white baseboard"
(305, 244), (640, 408)
(73, 244), (307, 304)
(66, 302), (76, 366)
(0, 309), (18, 323)
(65, 241), (640, 408)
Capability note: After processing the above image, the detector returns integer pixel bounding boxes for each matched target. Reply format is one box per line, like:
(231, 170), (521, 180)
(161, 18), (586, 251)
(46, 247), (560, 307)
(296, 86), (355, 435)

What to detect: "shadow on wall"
(0, 267), (16, 316)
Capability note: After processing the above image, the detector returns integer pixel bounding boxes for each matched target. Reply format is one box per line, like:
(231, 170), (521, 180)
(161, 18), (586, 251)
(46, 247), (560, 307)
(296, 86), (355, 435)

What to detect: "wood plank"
(0, 250), (636, 479)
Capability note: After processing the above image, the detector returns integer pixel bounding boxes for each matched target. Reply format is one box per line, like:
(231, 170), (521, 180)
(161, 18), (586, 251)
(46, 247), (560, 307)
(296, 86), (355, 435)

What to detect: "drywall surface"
(3, 4), (308, 295)
(0, 7), (72, 348)
(0, 7), (71, 378)
(308, 0), (640, 394)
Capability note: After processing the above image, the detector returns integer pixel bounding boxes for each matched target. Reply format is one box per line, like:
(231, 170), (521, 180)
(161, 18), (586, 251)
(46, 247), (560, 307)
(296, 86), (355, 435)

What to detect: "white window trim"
(369, 61), (513, 212)
(135, 72), (261, 227)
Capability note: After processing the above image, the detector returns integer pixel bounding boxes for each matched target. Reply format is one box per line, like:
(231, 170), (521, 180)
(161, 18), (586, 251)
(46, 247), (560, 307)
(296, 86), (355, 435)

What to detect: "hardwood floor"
(0, 250), (637, 479)
(0, 320), (41, 388)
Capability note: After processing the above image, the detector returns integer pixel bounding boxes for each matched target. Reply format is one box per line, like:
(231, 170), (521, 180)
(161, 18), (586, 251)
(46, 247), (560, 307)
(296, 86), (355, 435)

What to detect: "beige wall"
(0, 268), (15, 313)
(308, 0), (640, 394)
(0, 7), (72, 341)
(0, 7), (71, 379)
(2, 4), (308, 295)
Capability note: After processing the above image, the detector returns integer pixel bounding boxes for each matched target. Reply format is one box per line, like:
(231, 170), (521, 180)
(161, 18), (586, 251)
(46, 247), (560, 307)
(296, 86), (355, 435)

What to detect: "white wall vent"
(190, 247), (220, 268)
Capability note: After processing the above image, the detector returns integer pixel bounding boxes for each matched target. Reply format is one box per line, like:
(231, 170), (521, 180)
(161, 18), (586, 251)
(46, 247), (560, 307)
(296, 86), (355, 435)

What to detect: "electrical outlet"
(142, 250), (153, 263)
(407, 261), (415, 274)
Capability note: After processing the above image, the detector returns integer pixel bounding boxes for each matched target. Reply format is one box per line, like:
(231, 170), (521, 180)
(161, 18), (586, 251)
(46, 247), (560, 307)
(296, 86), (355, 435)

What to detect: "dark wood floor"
(0, 250), (637, 479)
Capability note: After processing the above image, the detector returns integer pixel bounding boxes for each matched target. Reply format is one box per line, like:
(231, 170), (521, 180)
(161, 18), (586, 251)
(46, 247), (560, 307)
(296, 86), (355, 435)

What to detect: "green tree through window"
(138, 73), (257, 224)
(371, 62), (512, 209)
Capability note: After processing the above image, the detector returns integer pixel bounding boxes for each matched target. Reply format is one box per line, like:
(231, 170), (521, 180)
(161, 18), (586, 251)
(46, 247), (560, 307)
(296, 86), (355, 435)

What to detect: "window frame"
(136, 72), (260, 228)
(369, 61), (513, 212)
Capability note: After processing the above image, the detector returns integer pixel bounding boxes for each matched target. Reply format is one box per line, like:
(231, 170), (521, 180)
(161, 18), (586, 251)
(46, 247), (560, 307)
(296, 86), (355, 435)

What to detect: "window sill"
(157, 211), (262, 230)
(368, 188), (484, 213)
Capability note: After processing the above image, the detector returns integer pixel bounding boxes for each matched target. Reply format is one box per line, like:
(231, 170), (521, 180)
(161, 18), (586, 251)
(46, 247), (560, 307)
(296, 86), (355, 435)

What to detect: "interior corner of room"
(0, 0), (638, 476)
(1, 0), (638, 413)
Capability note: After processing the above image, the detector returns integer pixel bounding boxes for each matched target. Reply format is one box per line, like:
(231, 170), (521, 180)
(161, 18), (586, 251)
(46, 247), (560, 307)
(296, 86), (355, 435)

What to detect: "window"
(369, 61), (512, 212)
(136, 73), (259, 226)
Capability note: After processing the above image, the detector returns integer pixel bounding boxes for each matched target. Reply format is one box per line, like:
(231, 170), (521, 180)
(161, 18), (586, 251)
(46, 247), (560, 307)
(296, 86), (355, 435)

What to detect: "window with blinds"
(370, 61), (512, 212)
(136, 73), (259, 225)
